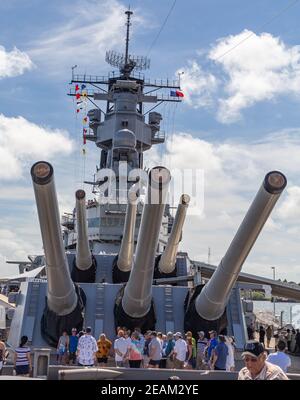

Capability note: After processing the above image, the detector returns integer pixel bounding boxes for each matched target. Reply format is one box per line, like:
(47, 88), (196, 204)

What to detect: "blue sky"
(1, 0), (300, 283)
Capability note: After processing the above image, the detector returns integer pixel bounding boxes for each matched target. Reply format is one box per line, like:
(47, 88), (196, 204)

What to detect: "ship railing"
(152, 130), (165, 144)
(71, 74), (180, 89)
(109, 71), (146, 80)
(69, 88), (95, 97)
(157, 93), (183, 102)
(69, 88), (183, 102)
(71, 72), (146, 83)
(86, 199), (98, 209)
(61, 214), (75, 228)
(144, 78), (180, 88)
(72, 74), (110, 84)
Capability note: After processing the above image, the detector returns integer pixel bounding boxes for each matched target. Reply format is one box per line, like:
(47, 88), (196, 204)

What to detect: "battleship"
(2, 9), (300, 380)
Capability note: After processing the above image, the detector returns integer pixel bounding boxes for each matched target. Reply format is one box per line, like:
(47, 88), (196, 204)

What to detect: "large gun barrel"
(71, 189), (96, 283)
(31, 162), (77, 315)
(31, 161), (85, 346)
(195, 171), (287, 321)
(158, 194), (190, 274)
(115, 167), (170, 330)
(75, 189), (92, 270)
(117, 189), (138, 272)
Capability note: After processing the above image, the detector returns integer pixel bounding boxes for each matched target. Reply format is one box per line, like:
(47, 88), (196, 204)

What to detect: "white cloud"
(28, 0), (139, 73)
(0, 186), (33, 201)
(209, 30), (300, 123)
(277, 186), (300, 220)
(0, 45), (34, 78)
(0, 114), (74, 180)
(0, 227), (41, 277)
(178, 31), (300, 123)
(176, 61), (218, 108)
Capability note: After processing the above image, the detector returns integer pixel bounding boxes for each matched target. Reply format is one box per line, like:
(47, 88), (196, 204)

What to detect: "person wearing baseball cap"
(172, 332), (187, 369)
(238, 340), (289, 380)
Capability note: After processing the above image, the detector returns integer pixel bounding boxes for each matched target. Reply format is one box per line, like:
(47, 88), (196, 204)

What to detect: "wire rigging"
(146, 0), (177, 57)
(73, 98), (81, 194)
(214, 0), (300, 62)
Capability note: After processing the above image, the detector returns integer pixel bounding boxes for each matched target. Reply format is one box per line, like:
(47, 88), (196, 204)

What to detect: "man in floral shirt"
(77, 327), (98, 366)
(238, 340), (288, 380)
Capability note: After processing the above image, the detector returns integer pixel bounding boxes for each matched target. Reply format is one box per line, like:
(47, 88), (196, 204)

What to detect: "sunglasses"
(244, 356), (258, 363)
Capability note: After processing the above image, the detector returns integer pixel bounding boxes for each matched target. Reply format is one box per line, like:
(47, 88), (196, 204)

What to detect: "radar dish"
(105, 50), (150, 71)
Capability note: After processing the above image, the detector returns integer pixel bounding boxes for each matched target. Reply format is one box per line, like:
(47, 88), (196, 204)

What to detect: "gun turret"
(113, 188), (138, 283)
(71, 189), (96, 283)
(155, 194), (190, 277)
(31, 161), (86, 347)
(185, 171), (287, 335)
(114, 166), (171, 332)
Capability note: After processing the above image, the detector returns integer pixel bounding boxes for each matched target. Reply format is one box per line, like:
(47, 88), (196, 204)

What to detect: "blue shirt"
(164, 339), (175, 357)
(69, 335), (78, 353)
(207, 338), (218, 359)
(214, 342), (228, 370)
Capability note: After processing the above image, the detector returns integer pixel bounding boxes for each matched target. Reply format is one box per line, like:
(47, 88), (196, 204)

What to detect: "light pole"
(71, 64), (77, 79)
(271, 267), (276, 317)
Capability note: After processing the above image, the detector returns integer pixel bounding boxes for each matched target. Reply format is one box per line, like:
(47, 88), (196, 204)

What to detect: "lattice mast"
(105, 9), (150, 78)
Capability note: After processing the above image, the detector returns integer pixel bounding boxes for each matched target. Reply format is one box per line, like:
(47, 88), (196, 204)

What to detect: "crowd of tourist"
(55, 327), (237, 371)
(249, 323), (300, 354)
(52, 325), (294, 379)
(0, 325), (295, 380)
(0, 320), (296, 379)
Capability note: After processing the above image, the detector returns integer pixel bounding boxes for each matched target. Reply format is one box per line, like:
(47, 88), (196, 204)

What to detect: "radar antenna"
(125, 9), (132, 65)
(105, 9), (150, 78)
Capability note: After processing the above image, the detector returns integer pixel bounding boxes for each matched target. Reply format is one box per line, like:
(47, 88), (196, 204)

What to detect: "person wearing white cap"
(171, 332), (187, 369)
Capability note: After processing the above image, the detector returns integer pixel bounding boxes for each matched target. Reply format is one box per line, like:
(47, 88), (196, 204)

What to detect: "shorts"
(115, 360), (124, 367)
(15, 365), (29, 375)
(58, 347), (67, 356)
(97, 357), (108, 363)
(188, 357), (196, 369)
(214, 366), (226, 371)
(148, 359), (161, 366)
(129, 359), (142, 368)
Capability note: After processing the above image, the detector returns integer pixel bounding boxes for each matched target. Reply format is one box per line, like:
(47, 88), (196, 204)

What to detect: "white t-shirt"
(125, 336), (132, 348)
(225, 342), (235, 371)
(114, 337), (129, 362)
(174, 339), (187, 362)
(267, 351), (291, 373)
